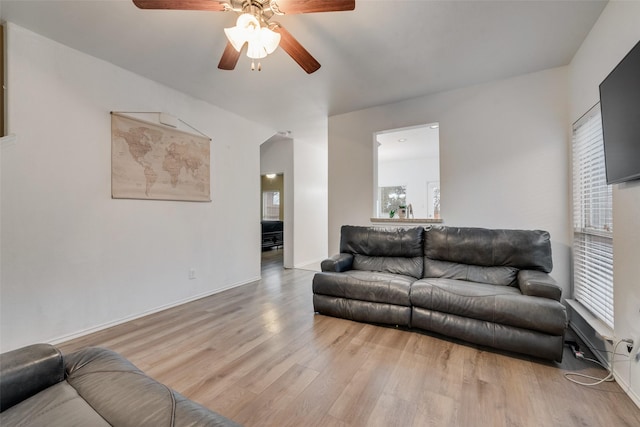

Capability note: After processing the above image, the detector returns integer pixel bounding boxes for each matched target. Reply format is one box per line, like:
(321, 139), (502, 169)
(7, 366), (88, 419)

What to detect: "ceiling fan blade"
(273, 0), (355, 14)
(132, 0), (227, 11)
(218, 42), (242, 70)
(273, 25), (320, 74)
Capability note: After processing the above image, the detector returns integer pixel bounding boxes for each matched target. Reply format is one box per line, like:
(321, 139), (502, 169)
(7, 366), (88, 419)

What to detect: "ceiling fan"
(132, 0), (356, 73)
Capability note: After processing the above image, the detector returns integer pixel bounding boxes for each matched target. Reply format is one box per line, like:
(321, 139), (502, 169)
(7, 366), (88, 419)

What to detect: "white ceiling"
(0, 0), (607, 132)
(377, 124), (439, 163)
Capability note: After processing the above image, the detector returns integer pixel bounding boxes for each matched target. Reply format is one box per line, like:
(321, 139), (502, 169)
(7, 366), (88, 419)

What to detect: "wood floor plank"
(328, 343), (401, 424)
(366, 392), (417, 427)
(232, 363), (319, 425)
(55, 251), (640, 426)
(265, 339), (375, 427)
(495, 355), (549, 426)
(410, 390), (457, 427)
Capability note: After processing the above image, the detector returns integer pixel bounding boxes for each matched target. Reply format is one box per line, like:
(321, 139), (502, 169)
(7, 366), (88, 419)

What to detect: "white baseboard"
(294, 258), (323, 271)
(49, 277), (260, 346)
(614, 371), (640, 409)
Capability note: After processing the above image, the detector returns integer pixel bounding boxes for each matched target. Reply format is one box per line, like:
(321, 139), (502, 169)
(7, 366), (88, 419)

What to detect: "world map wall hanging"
(111, 113), (211, 202)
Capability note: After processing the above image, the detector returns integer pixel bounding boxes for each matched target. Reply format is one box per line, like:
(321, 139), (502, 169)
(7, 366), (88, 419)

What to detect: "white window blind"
(572, 103), (614, 329)
(262, 191), (280, 220)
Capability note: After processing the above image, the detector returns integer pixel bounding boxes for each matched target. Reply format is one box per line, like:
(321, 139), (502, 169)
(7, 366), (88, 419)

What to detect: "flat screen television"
(599, 40), (640, 185)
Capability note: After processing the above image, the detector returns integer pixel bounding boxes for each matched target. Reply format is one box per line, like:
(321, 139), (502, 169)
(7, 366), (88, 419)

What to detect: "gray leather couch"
(0, 343), (240, 427)
(313, 225), (568, 362)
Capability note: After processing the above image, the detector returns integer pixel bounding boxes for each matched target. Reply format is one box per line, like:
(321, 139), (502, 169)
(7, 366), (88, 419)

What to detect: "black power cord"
(565, 340), (584, 359)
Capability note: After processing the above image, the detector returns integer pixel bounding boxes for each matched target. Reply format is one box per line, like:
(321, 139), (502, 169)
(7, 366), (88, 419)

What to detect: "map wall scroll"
(111, 113), (211, 202)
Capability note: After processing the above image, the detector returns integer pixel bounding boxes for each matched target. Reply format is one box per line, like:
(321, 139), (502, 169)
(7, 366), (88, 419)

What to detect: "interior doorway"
(260, 135), (293, 269)
(256, 134), (295, 268)
(260, 173), (284, 269)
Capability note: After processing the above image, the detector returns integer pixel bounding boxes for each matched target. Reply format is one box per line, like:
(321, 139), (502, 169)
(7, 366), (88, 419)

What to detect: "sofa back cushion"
(340, 225), (424, 278)
(424, 226), (553, 275)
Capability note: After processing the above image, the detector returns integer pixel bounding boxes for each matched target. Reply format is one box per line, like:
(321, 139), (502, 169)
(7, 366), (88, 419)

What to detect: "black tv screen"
(599, 40), (640, 185)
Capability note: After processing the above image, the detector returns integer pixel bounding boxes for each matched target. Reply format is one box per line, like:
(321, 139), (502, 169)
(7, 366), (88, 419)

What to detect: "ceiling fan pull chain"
(250, 60), (263, 71)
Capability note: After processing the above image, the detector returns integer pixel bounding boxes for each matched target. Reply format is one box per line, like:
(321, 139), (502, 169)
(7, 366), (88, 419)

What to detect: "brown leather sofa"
(0, 344), (240, 427)
(313, 225), (568, 362)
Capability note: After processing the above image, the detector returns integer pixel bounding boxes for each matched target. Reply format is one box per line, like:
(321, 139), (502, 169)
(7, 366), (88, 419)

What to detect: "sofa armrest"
(518, 270), (562, 301)
(65, 346), (241, 426)
(320, 253), (354, 272)
(0, 343), (65, 412)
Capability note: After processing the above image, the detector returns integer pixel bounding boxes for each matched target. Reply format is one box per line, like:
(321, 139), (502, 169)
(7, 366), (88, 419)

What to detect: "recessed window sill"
(566, 299), (614, 341)
(370, 217), (443, 224)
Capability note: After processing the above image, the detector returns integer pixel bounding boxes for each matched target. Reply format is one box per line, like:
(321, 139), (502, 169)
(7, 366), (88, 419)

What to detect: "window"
(262, 191), (280, 220)
(572, 104), (614, 329)
(374, 123), (440, 219)
(379, 185), (406, 217)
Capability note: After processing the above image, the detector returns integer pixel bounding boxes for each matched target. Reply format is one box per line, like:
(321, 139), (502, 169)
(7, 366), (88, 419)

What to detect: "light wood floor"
(58, 249), (640, 426)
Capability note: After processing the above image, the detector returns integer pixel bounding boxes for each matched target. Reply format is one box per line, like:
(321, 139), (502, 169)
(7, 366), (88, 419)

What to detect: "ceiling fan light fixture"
(224, 12), (281, 60)
(259, 27), (281, 55)
(245, 28), (281, 59)
(224, 13), (260, 52)
(246, 40), (268, 59)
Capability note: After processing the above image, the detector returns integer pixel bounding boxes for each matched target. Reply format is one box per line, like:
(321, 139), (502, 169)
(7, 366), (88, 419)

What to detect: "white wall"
(568, 0), (640, 406)
(0, 23), (275, 352)
(329, 67), (571, 294)
(291, 122), (328, 269)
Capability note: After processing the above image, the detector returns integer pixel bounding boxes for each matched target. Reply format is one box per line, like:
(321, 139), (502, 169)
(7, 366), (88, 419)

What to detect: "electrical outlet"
(188, 268), (196, 280)
(621, 338), (634, 354)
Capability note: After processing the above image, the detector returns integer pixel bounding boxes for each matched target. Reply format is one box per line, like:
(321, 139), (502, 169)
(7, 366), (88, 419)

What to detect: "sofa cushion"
(313, 270), (414, 306)
(0, 381), (111, 427)
(423, 258), (518, 286)
(425, 226), (553, 273)
(410, 278), (567, 335)
(340, 225), (424, 258)
(339, 226), (424, 278)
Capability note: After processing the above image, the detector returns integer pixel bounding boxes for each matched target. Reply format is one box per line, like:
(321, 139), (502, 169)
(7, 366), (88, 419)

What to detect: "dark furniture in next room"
(261, 220), (283, 249)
